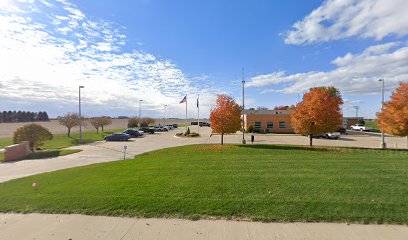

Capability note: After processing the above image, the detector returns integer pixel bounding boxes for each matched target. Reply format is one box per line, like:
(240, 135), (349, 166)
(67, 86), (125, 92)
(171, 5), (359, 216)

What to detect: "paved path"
(0, 214), (407, 240)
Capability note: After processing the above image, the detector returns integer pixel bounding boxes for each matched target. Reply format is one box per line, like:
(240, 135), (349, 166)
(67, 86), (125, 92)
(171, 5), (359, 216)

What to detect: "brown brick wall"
(244, 114), (294, 133)
(3, 141), (31, 162)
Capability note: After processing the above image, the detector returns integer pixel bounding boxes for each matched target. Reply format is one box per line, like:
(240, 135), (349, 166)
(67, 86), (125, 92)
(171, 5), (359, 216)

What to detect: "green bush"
(246, 125), (254, 133)
(13, 124), (53, 151)
(188, 132), (200, 137)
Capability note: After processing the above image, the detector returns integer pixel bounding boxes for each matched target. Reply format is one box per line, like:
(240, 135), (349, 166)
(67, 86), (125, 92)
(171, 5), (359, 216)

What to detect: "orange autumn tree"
(291, 86), (343, 146)
(377, 82), (408, 147)
(210, 94), (242, 145)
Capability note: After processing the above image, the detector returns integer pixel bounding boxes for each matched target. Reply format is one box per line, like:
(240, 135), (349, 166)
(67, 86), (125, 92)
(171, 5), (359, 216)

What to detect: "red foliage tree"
(291, 87), (343, 146)
(210, 94), (242, 145)
(377, 82), (408, 147)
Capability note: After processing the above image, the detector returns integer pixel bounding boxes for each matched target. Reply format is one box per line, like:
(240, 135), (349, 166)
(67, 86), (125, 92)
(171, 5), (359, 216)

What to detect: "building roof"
(243, 109), (292, 115)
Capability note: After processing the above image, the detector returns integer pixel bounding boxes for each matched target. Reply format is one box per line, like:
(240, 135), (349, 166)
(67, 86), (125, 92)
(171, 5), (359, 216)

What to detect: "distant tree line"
(0, 111), (49, 123)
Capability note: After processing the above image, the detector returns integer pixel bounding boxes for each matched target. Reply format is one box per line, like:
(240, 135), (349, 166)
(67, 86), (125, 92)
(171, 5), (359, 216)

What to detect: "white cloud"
(0, 0), (215, 118)
(284, 0), (408, 45)
(247, 42), (408, 95)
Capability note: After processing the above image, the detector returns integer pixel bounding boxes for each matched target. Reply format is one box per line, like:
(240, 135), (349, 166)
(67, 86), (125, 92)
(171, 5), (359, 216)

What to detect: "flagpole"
(185, 94), (188, 131)
(197, 94), (200, 135)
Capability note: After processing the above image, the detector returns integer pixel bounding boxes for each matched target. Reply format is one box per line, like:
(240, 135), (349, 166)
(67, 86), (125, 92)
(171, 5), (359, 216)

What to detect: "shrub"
(128, 118), (140, 128)
(175, 133), (184, 136)
(358, 119), (366, 125)
(140, 117), (155, 127)
(246, 125), (254, 133)
(338, 127), (346, 134)
(13, 124), (53, 151)
(188, 132), (200, 137)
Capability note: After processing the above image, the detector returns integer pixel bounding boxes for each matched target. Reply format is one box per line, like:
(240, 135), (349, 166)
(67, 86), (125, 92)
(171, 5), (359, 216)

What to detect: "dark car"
(123, 129), (143, 138)
(172, 124), (178, 128)
(139, 127), (155, 134)
(199, 122), (211, 127)
(104, 133), (130, 141)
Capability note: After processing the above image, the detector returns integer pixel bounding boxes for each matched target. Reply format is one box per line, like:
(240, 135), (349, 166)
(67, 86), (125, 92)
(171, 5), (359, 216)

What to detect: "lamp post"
(79, 85), (84, 144)
(139, 100), (143, 119)
(164, 104), (167, 126)
(353, 106), (359, 118)
(242, 68), (246, 144)
(379, 79), (386, 149)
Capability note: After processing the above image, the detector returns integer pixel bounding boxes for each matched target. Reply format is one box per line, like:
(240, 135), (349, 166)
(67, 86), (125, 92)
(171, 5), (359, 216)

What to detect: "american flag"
(179, 95), (187, 104)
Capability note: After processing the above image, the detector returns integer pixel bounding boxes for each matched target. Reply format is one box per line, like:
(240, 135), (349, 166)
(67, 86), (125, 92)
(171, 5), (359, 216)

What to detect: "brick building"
(243, 109), (294, 133)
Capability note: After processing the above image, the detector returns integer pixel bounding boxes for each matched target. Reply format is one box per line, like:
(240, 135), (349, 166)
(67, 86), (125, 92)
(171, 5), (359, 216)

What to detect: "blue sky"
(1, 0), (407, 118)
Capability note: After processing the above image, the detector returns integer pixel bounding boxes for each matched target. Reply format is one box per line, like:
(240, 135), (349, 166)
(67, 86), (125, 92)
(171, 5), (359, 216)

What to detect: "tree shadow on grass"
(238, 144), (408, 153)
(238, 144), (354, 152)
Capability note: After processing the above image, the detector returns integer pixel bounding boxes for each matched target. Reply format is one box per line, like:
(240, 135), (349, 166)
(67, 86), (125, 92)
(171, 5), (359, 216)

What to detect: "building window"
(267, 122), (274, 128)
(254, 122), (261, 129)
(279, 121), (286, 128)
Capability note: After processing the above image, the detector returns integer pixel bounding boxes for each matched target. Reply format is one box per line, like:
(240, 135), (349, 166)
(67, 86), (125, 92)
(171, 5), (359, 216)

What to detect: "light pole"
(139, 100), (143, 119)
(242, 68), (246, 144)
(353, 106), (359, 118)
(379, 79), (386, 149)
(79, 85), (84, 144)
(164, 104), (167, 126)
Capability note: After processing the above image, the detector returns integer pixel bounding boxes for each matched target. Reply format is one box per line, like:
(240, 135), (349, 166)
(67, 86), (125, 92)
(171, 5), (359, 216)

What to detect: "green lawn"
(0, 137), (13, 149)
(0, 129), (124, 150)
(365, 121), (379, 129)
(0, 145), (407, 224)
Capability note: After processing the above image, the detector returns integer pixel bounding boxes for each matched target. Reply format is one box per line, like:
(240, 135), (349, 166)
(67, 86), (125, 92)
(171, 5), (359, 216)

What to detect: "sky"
(1, 0), (407, 119)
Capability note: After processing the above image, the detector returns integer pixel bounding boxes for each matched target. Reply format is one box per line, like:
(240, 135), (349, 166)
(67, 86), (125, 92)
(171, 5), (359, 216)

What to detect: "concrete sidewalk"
(0, 213), (407, 240)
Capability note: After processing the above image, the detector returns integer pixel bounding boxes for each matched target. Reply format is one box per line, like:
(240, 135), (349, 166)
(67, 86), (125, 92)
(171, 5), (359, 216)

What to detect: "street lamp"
(379, 79), (386, 149)
(79, 85), (84, 144)
(164, 104), (167, 125)
(353, 106), (359, 118)
(139, 100), (143, 119)
(241, 68), (246, 144)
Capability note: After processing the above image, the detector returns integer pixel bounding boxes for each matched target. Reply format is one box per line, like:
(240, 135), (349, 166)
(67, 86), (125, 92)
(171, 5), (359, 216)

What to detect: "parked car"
(139, 127), (155, 134)
(199, 122), (211, 127)
(123, 129), (143, 138)
(163, 125), (171, 131)
(350, 124), (371, 131)
(172, 124), (178, 128)
(154, 126), (168, 132)
(323, 132), (341, 139)
(104, 133), (130, 141)
(309, 132), (340, 139)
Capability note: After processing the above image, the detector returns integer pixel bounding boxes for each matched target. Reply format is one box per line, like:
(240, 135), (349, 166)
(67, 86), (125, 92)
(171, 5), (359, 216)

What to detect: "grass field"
(365, 121), (379, 129)
(0, 144), (407, 224)
(0, 129), (124, 150)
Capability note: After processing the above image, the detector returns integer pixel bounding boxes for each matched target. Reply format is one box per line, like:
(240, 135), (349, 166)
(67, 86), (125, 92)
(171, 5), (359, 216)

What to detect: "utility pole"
(242, 68), (246, 144)
(379, 79), (386, 149)
(79, 86), (84, 144)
